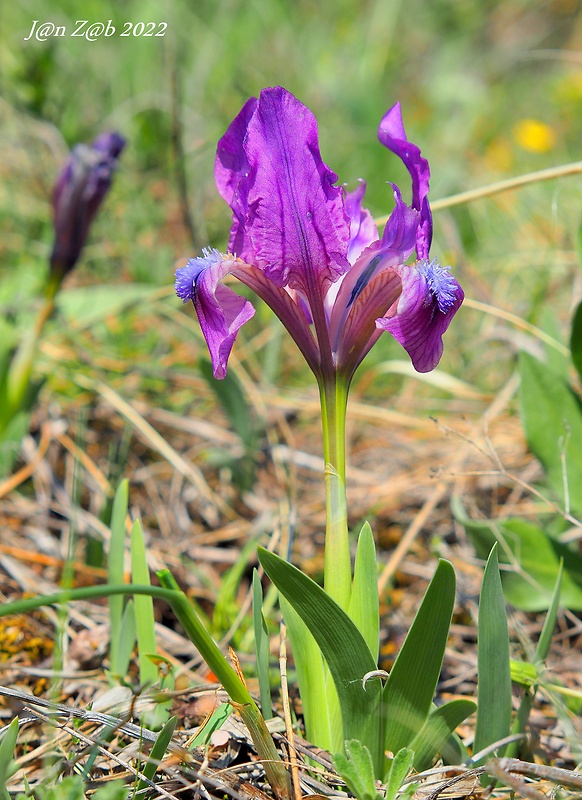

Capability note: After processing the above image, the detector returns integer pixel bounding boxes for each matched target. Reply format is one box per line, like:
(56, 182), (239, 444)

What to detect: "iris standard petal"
(214, 87), (351, 301)
(381, 184), (421, 256)
(344, 181), (379, 264)
(175, 250), (256, 379)
(214, 97), (258, 258)
(328, 183), (419, 352)
(378, 103), (432, 260)
(335, 265), (403, 378)
(375, 260), (464, 373)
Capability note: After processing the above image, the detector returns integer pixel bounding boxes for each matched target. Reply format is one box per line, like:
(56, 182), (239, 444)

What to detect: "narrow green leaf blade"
(131, 519), (158, 686)
(114, 599), (136, 679)
(324, 465), (352, 611)
(473, 545), (512, 762)
(258, 547), (383, 774)
(136, 715), (178, 792)
(348, 522), (379, 662)
(252, 570), (273, 720)
(535, 560), (563, 662)
(382, 560), (456, 753)
(190, 703), (232, 746)
(280, 595), (339, 752)
(409, 699), (476, 772)
(108, 479), (128, 676)
(156, 570), (253, 706)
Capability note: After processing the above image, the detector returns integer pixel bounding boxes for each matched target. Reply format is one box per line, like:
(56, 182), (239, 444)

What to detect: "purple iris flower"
(175, 87), (463, 380)
(50, 131), (126, 278)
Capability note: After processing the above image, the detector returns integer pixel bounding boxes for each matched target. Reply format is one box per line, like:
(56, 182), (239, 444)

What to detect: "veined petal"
(328, 185), (419, 353)
(214, 87), (351, 301)
(214, 97), (258, 258)
(378, 103), (432, 260)
(344, 181), (379, 263)
(324, 181), (379, 316)
(235, 266), (321, 375)
(381, 184), (420, 254)
(335, 266), (402, 378)
(175, 249), (255, 379)
(376, 259), (464, 373)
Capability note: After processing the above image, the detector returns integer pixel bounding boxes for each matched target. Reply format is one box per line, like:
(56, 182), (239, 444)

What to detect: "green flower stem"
(4, 276), (60, 429)
(0, 579), (291, 800)
(319, 374), (351, 611)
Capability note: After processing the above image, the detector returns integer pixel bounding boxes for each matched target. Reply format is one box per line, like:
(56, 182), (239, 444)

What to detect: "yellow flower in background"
(512, 119), (557, 154)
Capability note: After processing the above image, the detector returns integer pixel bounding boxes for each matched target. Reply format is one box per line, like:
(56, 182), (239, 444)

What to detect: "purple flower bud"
(50, 131), (125, 277)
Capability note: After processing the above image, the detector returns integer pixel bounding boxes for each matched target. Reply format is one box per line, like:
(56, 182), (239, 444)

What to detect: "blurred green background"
(1, 0), (582, 392)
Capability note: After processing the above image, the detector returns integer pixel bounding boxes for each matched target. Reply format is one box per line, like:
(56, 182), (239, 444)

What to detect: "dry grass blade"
(54, 429), (111, 493)
(75, 374), (237, 521)
(486, 760), (550, 800)
(19, 705), (177, 799)
(356, 360), (488, 401)
(374, 159), (582, 226)
(0, 685), (189, 759)
(462, 298), (569, 357)
(491, 758), (582, 790)
(378, 372), (521, 594)
(410, 766), (485, 800)
(0, 422), (55, 499)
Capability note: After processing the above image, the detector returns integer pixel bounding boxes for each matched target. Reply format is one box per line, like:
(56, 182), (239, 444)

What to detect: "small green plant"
(334, 744), (418, 800)
(333, 739), (387, 800)
(259, 545), (476, 778)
